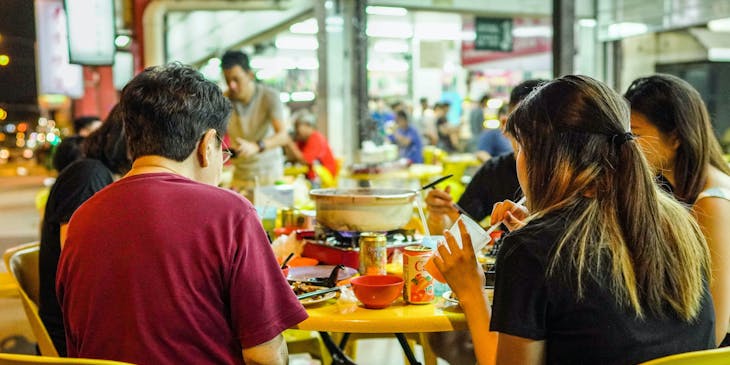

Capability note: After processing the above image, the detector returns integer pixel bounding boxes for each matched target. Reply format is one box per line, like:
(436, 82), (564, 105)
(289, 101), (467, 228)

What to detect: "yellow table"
(296, 298), (466, 365)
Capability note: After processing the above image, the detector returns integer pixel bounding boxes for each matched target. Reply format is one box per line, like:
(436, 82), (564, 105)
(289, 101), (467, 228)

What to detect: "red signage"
(462, 17), (552, 66)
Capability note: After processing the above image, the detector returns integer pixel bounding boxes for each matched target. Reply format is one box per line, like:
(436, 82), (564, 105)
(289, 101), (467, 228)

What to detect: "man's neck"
(125, 155), (196, 181)
(239, 83), (256, 104)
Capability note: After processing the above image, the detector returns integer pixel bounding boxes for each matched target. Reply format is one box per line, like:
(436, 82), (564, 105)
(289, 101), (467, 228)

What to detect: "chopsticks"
(483, 196), (527, 236)
(420, 174), (453, 191)
(296, 285), (350, 300)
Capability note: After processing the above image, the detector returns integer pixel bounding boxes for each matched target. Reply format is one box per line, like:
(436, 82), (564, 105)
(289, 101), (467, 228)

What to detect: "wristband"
(257, 140), (266, 152)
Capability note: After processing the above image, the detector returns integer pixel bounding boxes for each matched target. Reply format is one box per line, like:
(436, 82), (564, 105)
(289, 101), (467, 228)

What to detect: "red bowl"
(350, 275), (404, 309)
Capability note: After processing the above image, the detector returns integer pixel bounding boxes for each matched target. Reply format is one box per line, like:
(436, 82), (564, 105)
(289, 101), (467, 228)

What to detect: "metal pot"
(309, 188), (416, 232)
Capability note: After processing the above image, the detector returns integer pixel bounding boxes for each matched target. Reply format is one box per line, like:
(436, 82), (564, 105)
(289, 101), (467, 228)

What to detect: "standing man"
(57, 64), (307, 364)
(221, 50), (290, 196)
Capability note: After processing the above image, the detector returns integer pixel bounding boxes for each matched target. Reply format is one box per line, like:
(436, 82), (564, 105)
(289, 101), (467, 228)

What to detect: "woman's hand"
(491, 199), (529, 231)
(425, 186), (460, 233)
(433, 219), (486, 303)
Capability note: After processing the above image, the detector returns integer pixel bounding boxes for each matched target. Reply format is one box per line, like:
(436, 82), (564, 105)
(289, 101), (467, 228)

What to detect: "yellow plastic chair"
(3, 242), (58, 357)
(640, 347), (730, 364)
(0, 353), (135, 365)
(283, 329), (331, 364)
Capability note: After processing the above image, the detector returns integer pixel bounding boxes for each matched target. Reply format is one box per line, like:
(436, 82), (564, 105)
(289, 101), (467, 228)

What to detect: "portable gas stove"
(298, 225), (419, 269)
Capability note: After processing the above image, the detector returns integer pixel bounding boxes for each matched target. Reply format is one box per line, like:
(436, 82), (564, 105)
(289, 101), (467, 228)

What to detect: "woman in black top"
(39, 105), (130, 356)
(434, 75), (715, 364)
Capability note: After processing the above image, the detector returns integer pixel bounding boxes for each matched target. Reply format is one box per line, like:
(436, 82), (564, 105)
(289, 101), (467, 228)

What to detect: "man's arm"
(260, 117), (291, 150)
(242, 334), (288, 365)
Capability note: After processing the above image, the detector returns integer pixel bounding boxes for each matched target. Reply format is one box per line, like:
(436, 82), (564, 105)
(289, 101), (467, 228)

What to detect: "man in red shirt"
(287, 110), (337, 182)
(56, 64), (307, 365)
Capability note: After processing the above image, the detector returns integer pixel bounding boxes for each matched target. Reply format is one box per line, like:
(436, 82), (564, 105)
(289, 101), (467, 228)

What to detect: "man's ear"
(668, 131), (681, 151)
(197, 129), (216, 168)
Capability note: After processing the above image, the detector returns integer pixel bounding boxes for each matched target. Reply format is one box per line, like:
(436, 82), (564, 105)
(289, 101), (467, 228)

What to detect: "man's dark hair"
(120, 63), (232, 162)
(396, 110), (409, 122)
(221, 50), (251, 72)
(73, 116), (100, 134)
(510, 79), (549, 107)
(479, 94), (490, 106)
(82, 104), (132, 175)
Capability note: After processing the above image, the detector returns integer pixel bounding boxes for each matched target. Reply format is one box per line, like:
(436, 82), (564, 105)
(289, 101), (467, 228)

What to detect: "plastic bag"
(336, 286), (358, 314)
(271, 233), (304, 262)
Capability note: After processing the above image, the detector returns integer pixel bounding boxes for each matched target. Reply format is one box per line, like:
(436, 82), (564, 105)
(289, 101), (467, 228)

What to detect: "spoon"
(280, 252), (295, 269)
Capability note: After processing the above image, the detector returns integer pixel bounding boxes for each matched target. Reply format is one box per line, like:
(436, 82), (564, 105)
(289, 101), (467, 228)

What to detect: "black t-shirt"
(39, 159), (113, 356)
(490, 212), (715, 365)
(458, 152), (521, 222)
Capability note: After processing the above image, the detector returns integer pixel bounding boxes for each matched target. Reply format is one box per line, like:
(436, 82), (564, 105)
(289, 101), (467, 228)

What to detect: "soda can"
(403, 245), (435, 304)
(359, 232), (387, 275)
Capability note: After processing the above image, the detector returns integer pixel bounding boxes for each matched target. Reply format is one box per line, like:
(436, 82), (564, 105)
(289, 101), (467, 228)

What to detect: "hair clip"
(612, 132), (635, 146)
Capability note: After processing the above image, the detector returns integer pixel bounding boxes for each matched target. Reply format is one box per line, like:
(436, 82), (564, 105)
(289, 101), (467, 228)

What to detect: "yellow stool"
(283, 329), (331, 364)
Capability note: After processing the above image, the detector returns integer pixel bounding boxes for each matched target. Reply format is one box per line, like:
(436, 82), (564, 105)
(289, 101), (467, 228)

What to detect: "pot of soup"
(309, 188), (416, 232)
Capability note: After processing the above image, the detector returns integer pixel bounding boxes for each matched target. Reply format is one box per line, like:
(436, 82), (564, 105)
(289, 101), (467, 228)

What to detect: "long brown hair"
(624, 74), (730, 203)
(506, 75), (710, 320)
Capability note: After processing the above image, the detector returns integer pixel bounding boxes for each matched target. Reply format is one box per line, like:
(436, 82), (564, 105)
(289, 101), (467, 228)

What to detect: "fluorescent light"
(484, 119), (501, 129)
(709, 48), (730, 61)
(708, 17), (730, 32)
(579, 19), (597, 27)
(415, 22), (462, 40)
(607, 22), (648, 38)
(373, 40), (409, 53)
(296, 57), (319, 70)
(461, 31), (476, 41)
(275, 35), (318, 50)
(366, 6), (408, 16)
(256, 69), (283, 80)
(250, 56), (295, 70)
(367, 59), (409, 72)
(280, 92), (291, 103)
(290, 18), (318, 34)
(486, 99), (504, 109)
(291, 91), (316, 102)
(114, 35), (131, 48)
(512, 26), (552, 38)
(367, 21), (413, 38)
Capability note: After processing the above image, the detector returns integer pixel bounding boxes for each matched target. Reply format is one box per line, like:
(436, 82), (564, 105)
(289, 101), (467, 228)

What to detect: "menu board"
(474, 17), (513, 52)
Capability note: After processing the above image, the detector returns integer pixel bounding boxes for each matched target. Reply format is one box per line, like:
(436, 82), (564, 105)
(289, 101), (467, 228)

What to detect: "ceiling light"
(512, 26), (552, 38)
(372, 40), (409, 53)
(366, 6), (408, 16)
(290, 18), (318, 34)
(708, 18), (730, 32)
(367, 22), (413, 39)
(709, 48), (730, 61)
(114, 35), (131, 48)
(578, 19), (597, 27)
(291, 91), (316, 102)
(275, 35), (318, 50)
(607, 22), (648, 38)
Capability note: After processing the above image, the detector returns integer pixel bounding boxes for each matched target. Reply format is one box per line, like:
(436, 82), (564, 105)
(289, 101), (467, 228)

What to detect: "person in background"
(414, 97), (437, 145)
(625, 74), (730, 346)
(52, 116), (102, 172)
(468, 94), (489, 152)
(426, 79), (547, 233)
(435, 103), (459, 153)
(389, 110), (424, 164)
(221, 50), (290, 197)
(39, 106), (130, 356)
(436, 75), (715, 365)
(475, 104), (514, 162)
(57, 64), (306, 365)
(287, 109), (338, 183)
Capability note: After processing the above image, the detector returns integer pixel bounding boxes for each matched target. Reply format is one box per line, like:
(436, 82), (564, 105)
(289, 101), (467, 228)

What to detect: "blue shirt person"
(389, 110), (424, 163)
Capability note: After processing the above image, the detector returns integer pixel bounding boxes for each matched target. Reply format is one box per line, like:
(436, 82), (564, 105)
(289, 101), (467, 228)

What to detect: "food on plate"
(290, 281), (336, 304)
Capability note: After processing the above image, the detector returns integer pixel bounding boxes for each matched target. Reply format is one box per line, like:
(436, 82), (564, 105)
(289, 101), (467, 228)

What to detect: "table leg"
(318, 332), (357, 365)
(395, 333), (422, 365)
(339, 333), (351, 349)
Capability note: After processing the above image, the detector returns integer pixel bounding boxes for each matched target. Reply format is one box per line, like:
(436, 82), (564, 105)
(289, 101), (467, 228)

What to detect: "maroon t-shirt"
(56, 173), (307, 364)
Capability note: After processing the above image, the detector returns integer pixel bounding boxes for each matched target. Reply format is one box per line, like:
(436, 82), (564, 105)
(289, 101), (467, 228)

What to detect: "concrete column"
(552, 0), (575, 77)
(315, 0), (367, 164)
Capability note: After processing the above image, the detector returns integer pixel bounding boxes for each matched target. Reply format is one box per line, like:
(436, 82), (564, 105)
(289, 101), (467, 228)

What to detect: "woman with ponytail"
(625, 74), (730, 346)
(435, 75), (715, 365)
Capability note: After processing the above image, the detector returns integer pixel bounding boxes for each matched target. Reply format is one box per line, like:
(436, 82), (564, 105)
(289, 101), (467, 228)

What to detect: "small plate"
(442, 289), (493, 305)
(287, 265), (358, 282)
(300, 290), (338, 306)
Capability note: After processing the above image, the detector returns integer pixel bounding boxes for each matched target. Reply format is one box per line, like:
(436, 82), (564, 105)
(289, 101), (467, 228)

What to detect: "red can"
(403, 245), (435, 304)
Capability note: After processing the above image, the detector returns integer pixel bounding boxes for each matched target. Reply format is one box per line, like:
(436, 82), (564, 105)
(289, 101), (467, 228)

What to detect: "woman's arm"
(496, 334), (546, 365)
(694, 197), (730, 345)
(434, 220), (498, 365)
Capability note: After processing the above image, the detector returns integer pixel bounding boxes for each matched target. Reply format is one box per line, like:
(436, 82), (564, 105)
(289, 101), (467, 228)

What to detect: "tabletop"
(295, 298), (467, 333)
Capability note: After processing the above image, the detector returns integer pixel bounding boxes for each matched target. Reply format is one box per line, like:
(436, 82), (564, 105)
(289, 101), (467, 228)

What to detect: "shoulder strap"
(696, 187), (730, 202)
